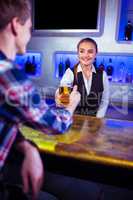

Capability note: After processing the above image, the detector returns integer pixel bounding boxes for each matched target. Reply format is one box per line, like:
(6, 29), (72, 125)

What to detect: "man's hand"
(66, 85), (81, 115)
(55, 85), (80, 114)
(17, 141), (44, 200)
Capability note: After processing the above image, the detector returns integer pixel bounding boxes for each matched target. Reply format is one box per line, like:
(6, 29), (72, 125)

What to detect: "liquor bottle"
(65, 57), (71, 71)
(58, 57), (64, 78)
(106, 58), (114, 81)
(25, 56), (36, 75)
(93, 58), (97, 68)
(117, 62), (126, 82)
(31, 56), (37, 75)
(98, 59), (105, 72)
(25, 56), (32, 74)
(124, 20), (133, 41)
(125, 72), (132, 83)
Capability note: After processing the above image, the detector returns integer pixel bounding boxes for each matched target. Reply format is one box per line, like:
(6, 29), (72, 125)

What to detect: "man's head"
(0, 0), (32, 55)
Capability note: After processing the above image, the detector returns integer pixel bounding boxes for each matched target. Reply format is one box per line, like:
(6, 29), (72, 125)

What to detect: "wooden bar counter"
(21, 115), (133, 188)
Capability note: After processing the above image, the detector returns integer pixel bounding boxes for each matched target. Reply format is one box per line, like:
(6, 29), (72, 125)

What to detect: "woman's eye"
(87, 50), (94, 54)
(79, 50), (84, 53)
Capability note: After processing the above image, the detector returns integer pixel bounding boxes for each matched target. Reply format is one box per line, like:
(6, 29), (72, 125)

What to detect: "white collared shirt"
(60, 64), (110, 118)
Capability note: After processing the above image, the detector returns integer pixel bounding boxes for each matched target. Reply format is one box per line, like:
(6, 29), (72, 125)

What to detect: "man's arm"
(1, 64), (80, 134)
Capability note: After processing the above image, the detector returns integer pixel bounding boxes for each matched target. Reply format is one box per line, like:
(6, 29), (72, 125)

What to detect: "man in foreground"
(0, 0), (80, 199)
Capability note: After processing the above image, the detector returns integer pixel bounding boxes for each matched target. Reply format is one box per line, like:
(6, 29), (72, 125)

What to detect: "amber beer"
(59, 86), (72, 105)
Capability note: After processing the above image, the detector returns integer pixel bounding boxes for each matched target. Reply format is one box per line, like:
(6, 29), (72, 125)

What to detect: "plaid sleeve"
(0, 61), (72, 134)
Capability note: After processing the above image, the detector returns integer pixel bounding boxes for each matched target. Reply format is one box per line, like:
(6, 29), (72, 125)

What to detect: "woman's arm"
(60, 68), (74, 86)
(96, 71), (110, 118)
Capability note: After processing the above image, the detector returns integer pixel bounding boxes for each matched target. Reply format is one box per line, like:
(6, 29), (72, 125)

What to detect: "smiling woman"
(55, 38), (110, 118)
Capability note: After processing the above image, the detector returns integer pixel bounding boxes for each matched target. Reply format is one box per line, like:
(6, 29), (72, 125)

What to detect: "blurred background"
(15, 0), (133, 120)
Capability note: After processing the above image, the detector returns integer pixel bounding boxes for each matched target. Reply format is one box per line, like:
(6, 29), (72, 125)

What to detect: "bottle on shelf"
(98, 59), (105, 72)
(25, 56), (36, 75)
(31, 56), (37, 75)
(58, 57), (64, 78)
(93, 58), (97, 68)
(125, 72), (133, 83)
(117, 62), (126, 83)
(25, 56), (31, 74)
(64, 57), (71, 71)
(106, 58), (114, 81)
(124, 20), (133, 41)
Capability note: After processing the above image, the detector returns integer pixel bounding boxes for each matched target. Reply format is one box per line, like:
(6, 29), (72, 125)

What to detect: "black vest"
(73, 68), (103, 116)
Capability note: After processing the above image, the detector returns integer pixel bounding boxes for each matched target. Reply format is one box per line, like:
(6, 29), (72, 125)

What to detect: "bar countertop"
(21, 115), (133, 169)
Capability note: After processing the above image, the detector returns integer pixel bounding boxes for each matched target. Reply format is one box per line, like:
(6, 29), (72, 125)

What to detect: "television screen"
(33, 0), (105, 35)
(34, 0), (99, 30)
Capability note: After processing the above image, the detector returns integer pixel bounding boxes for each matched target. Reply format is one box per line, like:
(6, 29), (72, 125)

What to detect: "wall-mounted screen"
(33, 0), (105, 36)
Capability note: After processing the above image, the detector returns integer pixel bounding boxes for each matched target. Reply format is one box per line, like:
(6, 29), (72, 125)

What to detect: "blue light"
(15, 52), (42, 78)
(118, 0), (128, 41)
(106, 119), (133, 129)
(54, 52), (133, 83)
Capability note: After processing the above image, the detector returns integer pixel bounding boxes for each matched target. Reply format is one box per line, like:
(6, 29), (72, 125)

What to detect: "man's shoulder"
(11, 67), (27, 82)
(0, 59), (13, 74)
(0, 58), (27, 81)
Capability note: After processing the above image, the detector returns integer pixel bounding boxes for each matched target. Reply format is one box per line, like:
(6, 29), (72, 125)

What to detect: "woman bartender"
(56, 38), (110, 118)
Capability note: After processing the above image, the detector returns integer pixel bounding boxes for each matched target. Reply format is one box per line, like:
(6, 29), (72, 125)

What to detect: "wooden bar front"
(21, 115), (133, 169)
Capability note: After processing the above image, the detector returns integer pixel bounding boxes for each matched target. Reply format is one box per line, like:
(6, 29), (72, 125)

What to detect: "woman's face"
(78, 41), (97, 67)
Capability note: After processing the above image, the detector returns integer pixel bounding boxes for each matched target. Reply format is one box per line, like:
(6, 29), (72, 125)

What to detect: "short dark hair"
(0, 0), (31, 31)
(77, 38), (98, 53)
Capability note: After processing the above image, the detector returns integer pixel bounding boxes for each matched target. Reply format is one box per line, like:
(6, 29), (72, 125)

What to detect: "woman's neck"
(82, 64), (92, 71)
(81, 64), (92, 79)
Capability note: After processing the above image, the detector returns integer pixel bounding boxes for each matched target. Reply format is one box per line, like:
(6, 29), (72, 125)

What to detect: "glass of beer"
(59, 85), (72, 106)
